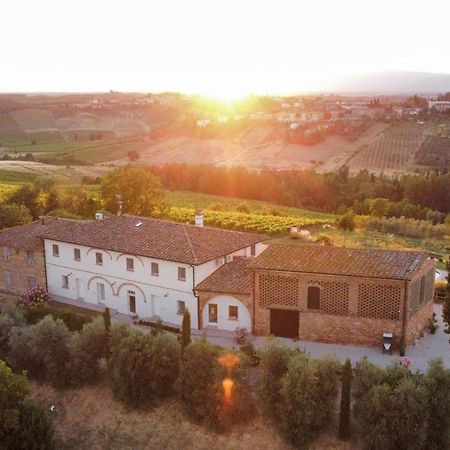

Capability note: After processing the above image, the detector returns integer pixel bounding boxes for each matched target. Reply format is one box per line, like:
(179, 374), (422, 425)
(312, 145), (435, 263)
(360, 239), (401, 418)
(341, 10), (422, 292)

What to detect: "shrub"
(51, 306), (93, 331)
(9, 316), (71, 386)
(337, 212), (355, 231)
(8, 326), (41, 376)
(178, 339), (220, 423)
(20, 286), (51, 324)
(423, 359), (450, 450)
(208, 202), (225, 211)
(5, 399), (55, 450)
(68, 317), (108, 385)
(356, 379), (428, 450)
(239, 341), (260, 366)
(236, 202), (250, 213)
(353, 359), (432, 450)
(178, 339), (254, 430)
(30, 316), (72, 386)
(0, 360), (28, 439)
(279, 353), (340, 448)
(258, 340), (297, 419)
(109, 328), (180, 407)
(0, 300), (25, 326)
(0, 314), (14, 361)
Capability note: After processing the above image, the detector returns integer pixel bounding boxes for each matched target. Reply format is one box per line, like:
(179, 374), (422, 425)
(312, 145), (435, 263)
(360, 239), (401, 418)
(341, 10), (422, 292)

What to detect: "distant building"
(428, 100), (450, 112)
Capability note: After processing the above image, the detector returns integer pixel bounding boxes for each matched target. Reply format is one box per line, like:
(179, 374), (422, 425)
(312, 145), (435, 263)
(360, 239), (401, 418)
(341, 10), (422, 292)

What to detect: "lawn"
(29, 381), (358, 450)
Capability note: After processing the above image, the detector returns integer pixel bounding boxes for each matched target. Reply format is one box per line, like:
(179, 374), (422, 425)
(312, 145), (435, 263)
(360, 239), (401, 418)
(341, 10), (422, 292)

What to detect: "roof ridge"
(182, 224), (198, 265)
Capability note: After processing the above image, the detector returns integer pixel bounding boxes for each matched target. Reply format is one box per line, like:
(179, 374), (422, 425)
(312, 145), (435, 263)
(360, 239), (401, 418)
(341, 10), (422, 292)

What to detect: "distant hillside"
(330, 71), (450, 95)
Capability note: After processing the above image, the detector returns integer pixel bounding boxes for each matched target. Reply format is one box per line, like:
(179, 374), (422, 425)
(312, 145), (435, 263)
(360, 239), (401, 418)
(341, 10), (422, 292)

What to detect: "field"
(346, 122), (426, 174)
(166, 191), (336, 234)
(168, 206), (334, 234)
(167, 191), (335, 220)
(133, 122), (389, 171)
(30, 382), (358, 450)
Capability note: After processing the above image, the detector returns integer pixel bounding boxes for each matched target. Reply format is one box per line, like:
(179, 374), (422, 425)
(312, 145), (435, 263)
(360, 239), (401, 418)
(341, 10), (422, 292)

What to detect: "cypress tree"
(103, 307), (111, 333)
(181, 309), (191, 351)
(443, 258), (450, 338)
(338, 358), (352, 440)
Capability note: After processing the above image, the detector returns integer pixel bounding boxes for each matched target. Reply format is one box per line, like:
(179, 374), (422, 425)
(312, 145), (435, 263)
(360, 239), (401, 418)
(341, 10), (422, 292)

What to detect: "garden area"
(2, 287), (450, 450)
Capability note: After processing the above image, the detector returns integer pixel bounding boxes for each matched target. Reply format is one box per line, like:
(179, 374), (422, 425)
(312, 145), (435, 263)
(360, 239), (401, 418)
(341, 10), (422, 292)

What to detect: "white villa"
(0, 212), (266, 331)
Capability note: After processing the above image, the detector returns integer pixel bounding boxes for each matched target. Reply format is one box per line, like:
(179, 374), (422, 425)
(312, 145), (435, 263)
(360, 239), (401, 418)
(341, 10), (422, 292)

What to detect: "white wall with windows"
(44, 239), (199, 328)
(202, 295), (251, 332)
(44, 238), (264, 331)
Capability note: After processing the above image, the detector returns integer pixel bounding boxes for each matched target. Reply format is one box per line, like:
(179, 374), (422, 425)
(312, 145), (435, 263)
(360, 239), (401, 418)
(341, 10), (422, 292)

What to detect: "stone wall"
(0, 245), (46, 295)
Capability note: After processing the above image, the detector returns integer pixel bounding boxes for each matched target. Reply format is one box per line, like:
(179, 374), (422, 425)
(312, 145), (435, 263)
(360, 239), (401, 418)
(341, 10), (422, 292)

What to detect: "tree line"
(147, 164), (450, 215)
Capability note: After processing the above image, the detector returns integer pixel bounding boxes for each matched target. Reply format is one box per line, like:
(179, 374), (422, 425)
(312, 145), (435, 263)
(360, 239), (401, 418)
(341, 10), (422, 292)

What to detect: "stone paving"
(53, 296), (449, 373)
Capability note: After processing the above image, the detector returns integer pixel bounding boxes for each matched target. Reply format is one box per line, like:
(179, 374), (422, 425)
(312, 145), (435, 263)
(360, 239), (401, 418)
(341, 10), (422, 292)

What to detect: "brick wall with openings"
(253, 269), (420, 346)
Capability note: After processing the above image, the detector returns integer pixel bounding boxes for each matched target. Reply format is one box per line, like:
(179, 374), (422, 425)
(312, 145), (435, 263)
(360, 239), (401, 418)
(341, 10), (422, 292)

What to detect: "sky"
(2, 0), (450, 98)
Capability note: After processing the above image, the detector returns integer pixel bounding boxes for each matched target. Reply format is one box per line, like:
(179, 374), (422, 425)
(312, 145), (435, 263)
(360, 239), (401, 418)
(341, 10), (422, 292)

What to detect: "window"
(151, 262), (159, 276)
(62, 275), (69, 289)
(52, 244), (59, 257)
(250, 244), (256, 257)
(307, 286), (321, 310)
(178, 267), (186, 281)
(177, 300), (186, 315)
(26, 250), (35, 266)
(4, 272), (12, 286)
(229, 305), (238, 320)
(95, 252), (103, 265)
(27, 277), (37, 288)
(17, 274), (23, 284)
(74, 248), (81, 261)
(3, 247), (11, 261)
(126, 258), (134, 272)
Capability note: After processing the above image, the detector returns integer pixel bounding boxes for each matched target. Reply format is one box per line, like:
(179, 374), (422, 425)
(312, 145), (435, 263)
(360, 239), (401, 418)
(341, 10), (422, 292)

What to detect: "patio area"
(52, 296), (449, 373)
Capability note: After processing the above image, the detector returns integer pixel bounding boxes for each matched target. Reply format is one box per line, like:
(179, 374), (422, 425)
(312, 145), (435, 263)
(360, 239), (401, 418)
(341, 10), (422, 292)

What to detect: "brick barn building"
(249, 244), (435, 346)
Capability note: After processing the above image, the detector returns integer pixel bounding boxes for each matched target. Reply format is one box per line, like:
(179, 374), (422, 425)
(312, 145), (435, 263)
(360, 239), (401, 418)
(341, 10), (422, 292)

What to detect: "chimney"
(195, 209), (204, 227)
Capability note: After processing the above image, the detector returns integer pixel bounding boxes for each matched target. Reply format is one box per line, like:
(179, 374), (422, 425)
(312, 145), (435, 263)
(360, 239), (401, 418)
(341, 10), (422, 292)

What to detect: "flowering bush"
(20, 286), (51, 324)
(20, 286), (51, 308)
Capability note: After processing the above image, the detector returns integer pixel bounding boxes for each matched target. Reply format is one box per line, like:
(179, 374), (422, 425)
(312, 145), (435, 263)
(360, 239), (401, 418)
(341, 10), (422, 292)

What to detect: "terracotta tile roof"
(36, 214), (266, 265)
(248, 244), (429, 280)
(195, 257), (253, 295)
(0, 218), (71, 250)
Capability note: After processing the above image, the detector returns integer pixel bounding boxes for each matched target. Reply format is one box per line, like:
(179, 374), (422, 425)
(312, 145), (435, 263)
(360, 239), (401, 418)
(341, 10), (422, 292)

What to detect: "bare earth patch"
(29, 382), (359, 450)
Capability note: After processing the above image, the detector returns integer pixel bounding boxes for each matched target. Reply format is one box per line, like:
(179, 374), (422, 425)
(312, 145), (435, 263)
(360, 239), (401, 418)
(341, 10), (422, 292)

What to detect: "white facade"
(44, 239), (266, 331)
(202, 295), (251, 331)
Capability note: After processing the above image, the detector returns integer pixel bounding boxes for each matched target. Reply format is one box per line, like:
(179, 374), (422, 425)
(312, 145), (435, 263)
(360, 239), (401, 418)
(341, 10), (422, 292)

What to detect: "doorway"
(208, 303), (218, 323)
(270, 309), (299, 339)
(128, 290), (136, 314)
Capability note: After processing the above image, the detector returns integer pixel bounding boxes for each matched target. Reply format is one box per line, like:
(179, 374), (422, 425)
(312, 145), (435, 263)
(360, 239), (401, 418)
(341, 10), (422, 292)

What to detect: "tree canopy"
(101, 166), (169, 216)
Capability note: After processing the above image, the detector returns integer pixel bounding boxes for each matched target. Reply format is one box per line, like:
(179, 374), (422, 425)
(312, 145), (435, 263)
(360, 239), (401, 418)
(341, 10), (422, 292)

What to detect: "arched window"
(307, 286), (320, 310)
